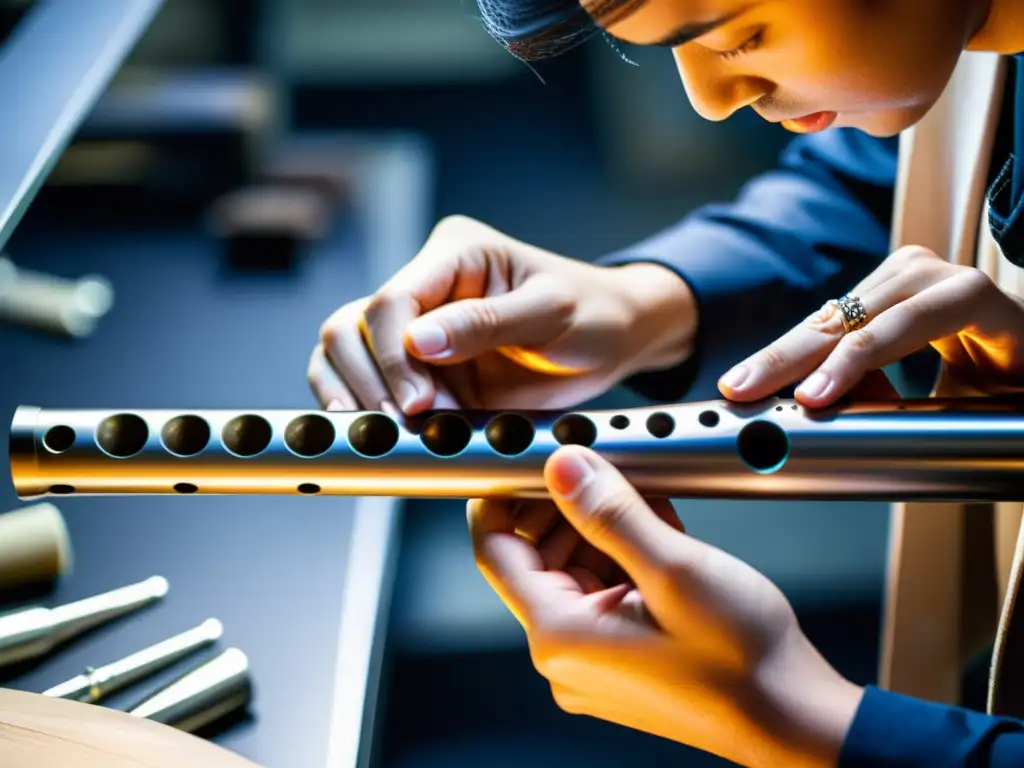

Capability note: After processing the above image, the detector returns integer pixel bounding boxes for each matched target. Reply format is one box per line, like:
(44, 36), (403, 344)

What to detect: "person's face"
(587, 0), (988, 137)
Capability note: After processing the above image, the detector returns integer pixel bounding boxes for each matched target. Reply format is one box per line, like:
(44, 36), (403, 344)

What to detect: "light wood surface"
(0, 687), (262, 767)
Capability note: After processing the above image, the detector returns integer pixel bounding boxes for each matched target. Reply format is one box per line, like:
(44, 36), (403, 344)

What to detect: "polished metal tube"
(128, 647), (252, 733)
(0, 575), (168, 668)
(43, 618), (223, 702)
(8, 398), (1024, 502)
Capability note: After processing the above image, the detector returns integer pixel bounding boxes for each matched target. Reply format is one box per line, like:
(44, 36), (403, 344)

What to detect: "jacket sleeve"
(597, 128), (899, 401)
(839, 686), (1024, 767)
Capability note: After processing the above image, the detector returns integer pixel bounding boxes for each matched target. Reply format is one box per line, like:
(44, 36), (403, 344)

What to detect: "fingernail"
(797, 371), (831, 399)
(326, 399), (344, 411)
(720, 364), (750, 390)
(550, 451), (596, 498)
(407, 321), (449, 357)
(397, 380), (419, 411)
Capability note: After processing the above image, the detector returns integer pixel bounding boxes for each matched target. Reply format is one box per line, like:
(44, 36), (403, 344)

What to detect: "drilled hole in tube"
(43, 425), (76, 453)
(420, 413), (473, 457)
(485, 413), (535, 456)
(285, 414), (336, 457)
(298, 483), (321, 495)
(49, 485), (75, 495)
(97, 413), (149, 457)
(221, 415), (273, 457)
(348, 413), (399, 458)
(736, 421), (790, 474)
(610, 415), (629, 430)
(162, 415), (211, 457)
(553, 414), (597, 447)
(173, 483), (198, 494)
(646, 412), (675, 439)
(698, 410), (719, 428)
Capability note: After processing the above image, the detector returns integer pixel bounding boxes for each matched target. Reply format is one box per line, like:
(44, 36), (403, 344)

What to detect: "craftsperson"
(308, 1), (1024, 765)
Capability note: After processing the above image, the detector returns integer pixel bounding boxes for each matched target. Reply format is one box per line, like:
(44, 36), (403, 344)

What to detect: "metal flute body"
(9, 397), (1024, 502)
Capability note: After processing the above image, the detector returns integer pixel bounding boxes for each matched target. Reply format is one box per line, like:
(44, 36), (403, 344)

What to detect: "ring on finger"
(830, 294), (868, 334)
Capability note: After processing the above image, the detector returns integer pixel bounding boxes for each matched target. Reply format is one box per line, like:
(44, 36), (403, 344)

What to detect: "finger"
(569, 541), (619, 586)
(544, 446), (684, 589)
(566, 564), (607, 594)
(647, 497), (685, 533)
(320, 301), (394, 411)
(568, 505), (679, 582)
(307, 344), (358, 410)
(719, 252), (947, 402)
(361, 292), (437, 413)
(467, 498), (546, 626)
(796, 270), (997, 406)
(538, 520), (582, 572)
(514, 501), (561, 545)
(404, 274), (574, 366)
(358, 218), (507, 414)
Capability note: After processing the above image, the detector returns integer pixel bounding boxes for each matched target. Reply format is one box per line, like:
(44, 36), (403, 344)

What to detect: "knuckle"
(805, 302), (844, 335)
(758, 344), (789, 372)
(363, 287), (400, 320)
(459, 298), (503, 335)
(955, 266), (994, 296)
(890, 245), (939, 267)
(319, 300), (365, 348)
(842, 325), (877, 354)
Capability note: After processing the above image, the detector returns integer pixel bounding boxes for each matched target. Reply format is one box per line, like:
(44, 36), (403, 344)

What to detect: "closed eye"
(716, 27), (764, 60)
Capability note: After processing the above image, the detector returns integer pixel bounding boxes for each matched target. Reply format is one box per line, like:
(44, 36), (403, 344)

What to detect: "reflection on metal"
(0, 0), (164, 253)
(128, 647), (252, 733)
(9, 398), (1024, 501)
(0, 575), (168, 668)
(43, 618), (222, 702)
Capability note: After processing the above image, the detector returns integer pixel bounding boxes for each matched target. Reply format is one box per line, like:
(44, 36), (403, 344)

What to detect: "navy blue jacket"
(598, 57), (1024, 766)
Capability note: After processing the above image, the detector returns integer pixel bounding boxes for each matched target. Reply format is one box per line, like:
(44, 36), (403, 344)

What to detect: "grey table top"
(0, 133), (433, 768)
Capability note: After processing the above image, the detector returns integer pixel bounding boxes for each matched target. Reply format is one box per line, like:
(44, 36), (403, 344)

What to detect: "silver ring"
(832, 294), (868, 334)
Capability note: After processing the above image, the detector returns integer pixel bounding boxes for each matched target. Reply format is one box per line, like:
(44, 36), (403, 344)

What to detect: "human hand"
(717, 246), (1024, 407)
(308, 215), (695, 414)
(468, 445), (863, 768)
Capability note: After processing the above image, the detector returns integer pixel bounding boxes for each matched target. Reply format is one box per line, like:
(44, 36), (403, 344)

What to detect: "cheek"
(766, 23), (958, 112)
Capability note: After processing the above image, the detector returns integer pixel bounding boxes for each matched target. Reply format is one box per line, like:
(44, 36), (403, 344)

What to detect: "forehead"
(584, 0), (754, 45)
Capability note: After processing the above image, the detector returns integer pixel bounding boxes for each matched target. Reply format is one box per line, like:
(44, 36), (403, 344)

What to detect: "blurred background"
(0, 1), (894, 766)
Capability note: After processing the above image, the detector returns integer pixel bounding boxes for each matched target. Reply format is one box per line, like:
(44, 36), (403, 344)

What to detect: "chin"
(843, 104), (938, 138)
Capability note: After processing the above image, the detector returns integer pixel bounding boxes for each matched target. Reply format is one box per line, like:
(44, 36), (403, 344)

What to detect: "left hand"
(716, 246), (1024, 406)
(468, 445), (863, 768)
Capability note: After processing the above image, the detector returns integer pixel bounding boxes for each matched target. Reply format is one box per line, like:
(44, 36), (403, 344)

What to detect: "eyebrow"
(648, 12), (740, 47)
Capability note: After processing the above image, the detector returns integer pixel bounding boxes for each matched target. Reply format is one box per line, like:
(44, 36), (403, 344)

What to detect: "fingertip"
(544, 445), (600, 499)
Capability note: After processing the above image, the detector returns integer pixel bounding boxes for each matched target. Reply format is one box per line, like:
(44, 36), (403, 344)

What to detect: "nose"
(672, 48), (768, 122)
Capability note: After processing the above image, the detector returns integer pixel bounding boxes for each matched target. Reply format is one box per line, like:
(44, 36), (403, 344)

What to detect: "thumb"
(544, 445), (687, 590)
(403, 274), (574, 365)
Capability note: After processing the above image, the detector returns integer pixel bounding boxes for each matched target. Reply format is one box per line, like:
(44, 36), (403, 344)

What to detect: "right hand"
(308, 215), (695, 414)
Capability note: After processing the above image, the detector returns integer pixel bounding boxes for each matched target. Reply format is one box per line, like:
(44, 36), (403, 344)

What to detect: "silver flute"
(8, 398), (1024, 501)
(43, 618), (223, 702)
(0, 575), (168, 668)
